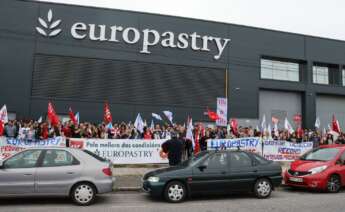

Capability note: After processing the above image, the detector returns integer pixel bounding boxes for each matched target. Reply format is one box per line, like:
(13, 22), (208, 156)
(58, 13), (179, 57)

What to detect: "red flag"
(47, 101), (59, 127)
(271, 116), (279, 124)
(68, 107), (77, 126)
(194, 128), (200, 154)
(293, 114), (302, 123)
(0, 120), (4, 136)
(104, 101), (113, 124)
(332, 115), (341, 133)
(207, 108), (219, 121)
(296, 126), (304, 138)
(230, 119), (238, 135)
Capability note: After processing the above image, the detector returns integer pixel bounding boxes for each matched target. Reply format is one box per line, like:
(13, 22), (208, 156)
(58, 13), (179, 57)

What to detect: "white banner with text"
(69, 138), (169, 164)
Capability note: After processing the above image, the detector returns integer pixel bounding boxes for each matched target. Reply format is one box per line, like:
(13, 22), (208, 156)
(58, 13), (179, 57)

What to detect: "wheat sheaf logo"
(36, 9), (62, 37)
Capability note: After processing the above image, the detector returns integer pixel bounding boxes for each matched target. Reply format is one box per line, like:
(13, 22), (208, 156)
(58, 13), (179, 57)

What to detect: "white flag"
(75, 112), (80, 125)
(284, 117), (294, 134)
(315, 117), (321, 129)
(0, 105), (8, 123)
(267, 124), (272, 138)
(255, 125), (260, 132)
(152, 113), (162, 120)
(186, 118), (194, 146)
(261, 114), (266, 132)
(37, 116), (43, 123)
(134, 113), (144, 133)
(163, 111), (173, 123)
(150, 119), (154, 130)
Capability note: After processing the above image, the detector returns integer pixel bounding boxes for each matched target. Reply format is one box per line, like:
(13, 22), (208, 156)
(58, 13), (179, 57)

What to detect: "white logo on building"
(36, 9), (62, 37)
(34, 9), (230, 60)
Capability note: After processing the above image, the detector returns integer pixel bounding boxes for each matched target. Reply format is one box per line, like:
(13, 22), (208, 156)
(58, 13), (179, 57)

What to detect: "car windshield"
(182, 151), (209, 166)
(300, 148), (340, 161)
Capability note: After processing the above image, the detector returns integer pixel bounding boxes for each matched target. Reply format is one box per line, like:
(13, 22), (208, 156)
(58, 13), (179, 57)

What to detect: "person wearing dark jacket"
(199, 130), (210, 151)
(161, 133), (183, 166)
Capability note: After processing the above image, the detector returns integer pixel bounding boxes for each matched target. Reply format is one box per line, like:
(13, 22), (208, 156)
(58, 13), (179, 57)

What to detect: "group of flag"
(259, 113), (342, 138)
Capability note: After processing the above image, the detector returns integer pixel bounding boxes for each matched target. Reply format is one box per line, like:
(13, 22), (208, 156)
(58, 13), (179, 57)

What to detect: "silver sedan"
(0, 147), (114, 206)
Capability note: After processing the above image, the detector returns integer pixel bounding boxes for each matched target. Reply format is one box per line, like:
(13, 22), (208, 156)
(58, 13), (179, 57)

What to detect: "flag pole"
(225, 68), (228, 99)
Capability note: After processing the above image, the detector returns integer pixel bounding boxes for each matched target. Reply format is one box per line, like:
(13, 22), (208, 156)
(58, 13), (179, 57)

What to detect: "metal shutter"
(32, 54), (225, 107)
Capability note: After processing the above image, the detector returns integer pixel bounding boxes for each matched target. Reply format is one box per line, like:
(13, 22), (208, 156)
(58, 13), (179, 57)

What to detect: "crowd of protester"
(2, 119), (345, 148)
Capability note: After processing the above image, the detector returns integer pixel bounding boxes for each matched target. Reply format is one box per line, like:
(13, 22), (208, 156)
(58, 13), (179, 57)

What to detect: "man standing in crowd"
(4, 120), (17, 138)
(161, 132), (183, 166)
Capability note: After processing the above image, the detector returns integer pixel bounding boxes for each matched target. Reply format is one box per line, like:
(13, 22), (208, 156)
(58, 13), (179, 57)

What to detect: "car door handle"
(66, 172), (75, 175)
(24, 173), (33, 176)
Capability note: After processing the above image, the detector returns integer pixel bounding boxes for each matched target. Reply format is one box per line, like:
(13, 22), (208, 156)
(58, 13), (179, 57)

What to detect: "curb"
(115, 187), (141, 191)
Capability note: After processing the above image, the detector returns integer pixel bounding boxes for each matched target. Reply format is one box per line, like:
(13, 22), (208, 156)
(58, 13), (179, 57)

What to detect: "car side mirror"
(198, 165), (207, 171)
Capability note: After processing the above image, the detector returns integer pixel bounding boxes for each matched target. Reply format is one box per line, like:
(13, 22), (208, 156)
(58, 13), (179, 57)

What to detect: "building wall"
(1, 0), (345, 127)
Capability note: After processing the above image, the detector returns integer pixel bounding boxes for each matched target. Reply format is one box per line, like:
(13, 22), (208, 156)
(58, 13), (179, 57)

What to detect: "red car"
(284, 145), (345, 192)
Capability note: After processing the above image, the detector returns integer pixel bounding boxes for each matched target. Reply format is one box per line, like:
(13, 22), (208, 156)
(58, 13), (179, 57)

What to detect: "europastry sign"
(36, 9), (230, 60)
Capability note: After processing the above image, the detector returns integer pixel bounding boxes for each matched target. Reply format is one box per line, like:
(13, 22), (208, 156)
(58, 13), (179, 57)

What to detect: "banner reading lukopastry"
(207, 137), (262, 153)
(0, 136), (66, 159)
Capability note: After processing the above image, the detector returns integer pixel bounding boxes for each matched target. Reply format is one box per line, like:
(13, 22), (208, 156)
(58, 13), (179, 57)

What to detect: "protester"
(161, 132), (183, 166)
(4, 121), (17, 138)
(3, 117), (345, 148)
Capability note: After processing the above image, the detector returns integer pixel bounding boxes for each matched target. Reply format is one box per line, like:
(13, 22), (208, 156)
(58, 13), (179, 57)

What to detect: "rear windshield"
(251, 153), (271, 164)
(83, 150), (107, 162)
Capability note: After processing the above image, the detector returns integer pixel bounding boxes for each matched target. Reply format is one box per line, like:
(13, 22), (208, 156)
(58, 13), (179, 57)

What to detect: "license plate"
(289, 177), (303, 183)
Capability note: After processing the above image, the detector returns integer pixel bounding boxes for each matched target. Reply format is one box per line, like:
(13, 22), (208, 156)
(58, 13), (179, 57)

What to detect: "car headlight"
(147, 176), (160, 183)
(309, 165), (328, 175)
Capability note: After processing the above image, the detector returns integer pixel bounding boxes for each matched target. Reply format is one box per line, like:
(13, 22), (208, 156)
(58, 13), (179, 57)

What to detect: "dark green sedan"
(143, 150), (282, 203)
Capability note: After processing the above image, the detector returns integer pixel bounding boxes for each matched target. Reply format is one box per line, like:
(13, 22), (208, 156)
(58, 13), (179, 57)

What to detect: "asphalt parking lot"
(1, 187), (345, 212)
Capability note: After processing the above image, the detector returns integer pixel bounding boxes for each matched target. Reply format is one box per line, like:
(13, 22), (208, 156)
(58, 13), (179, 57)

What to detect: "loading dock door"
(259, 90), (301, 129)
(316, 95), (345, 130)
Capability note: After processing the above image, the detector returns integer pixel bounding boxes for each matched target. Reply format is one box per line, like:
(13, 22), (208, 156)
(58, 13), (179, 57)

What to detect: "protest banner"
(0, 136), (66, 160)
(207, 137), (262, 153)
(262, 140), (313, 161)
(216, 97), (228, 127)
(70, 138), (169, 164)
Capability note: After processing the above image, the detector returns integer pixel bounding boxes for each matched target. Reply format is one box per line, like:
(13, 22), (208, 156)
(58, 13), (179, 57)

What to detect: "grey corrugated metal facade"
(1, 0), (345, 127)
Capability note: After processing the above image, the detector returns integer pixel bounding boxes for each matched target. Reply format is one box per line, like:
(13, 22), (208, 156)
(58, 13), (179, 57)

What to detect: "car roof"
(203, 149), (253, 154)
(19, 147), (82, 151)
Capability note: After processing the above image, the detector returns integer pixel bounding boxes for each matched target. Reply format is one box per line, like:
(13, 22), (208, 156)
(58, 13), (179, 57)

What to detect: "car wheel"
(71, 183), (96, 206)
(254, 178), (272, 198)
(164, 181), (187, 203)
(327, 175), (341, 193)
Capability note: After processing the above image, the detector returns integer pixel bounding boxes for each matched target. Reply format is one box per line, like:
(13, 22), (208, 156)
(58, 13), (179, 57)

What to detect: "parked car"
(284, 145), (345, 192)
(143, 150), (282, 203)
(0, 147), (114, 206)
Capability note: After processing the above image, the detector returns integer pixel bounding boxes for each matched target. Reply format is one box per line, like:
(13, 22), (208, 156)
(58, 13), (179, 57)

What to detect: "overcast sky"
(37, 0), (345, 41)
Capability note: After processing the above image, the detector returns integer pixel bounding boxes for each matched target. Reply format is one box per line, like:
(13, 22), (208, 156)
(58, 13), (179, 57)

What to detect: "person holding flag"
(103, 101), (113, 124)
(68, 107), (78, 126)
(47, 101), (60, 127)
